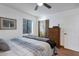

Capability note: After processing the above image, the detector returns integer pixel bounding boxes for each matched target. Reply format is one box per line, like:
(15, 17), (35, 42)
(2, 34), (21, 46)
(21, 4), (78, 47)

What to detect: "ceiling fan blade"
(35, 5), (38, 10)
(43, 3), (51, 9)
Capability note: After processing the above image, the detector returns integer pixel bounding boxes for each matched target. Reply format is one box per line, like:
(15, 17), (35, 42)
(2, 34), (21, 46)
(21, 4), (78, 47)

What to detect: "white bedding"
(0, 37), (53, 56)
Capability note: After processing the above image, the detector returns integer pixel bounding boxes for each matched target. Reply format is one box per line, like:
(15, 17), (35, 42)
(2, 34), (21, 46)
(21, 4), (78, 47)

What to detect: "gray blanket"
(11, 38), (44, 56)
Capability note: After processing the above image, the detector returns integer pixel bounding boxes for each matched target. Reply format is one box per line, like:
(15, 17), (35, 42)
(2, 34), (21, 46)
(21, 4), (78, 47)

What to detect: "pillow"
(0, 39), (10, 51)
(23, 35), (37, 39)
(23, 35), (49, 41)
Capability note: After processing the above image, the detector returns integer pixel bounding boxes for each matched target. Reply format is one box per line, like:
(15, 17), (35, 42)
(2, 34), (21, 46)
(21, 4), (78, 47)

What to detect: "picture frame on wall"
(0, 17), (17, 30)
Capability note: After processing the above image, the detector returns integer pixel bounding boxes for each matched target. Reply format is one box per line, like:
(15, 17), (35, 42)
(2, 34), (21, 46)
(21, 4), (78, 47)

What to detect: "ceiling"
(1, 3), (79, 17)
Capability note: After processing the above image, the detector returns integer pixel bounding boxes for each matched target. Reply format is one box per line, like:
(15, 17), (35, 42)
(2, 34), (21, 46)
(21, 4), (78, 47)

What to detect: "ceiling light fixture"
(37, 3), (43, 6)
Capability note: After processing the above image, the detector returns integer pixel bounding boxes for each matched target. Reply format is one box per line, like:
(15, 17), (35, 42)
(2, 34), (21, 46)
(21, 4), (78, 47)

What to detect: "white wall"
(0, 4), (38, 40)
(48, 8), (79, 52)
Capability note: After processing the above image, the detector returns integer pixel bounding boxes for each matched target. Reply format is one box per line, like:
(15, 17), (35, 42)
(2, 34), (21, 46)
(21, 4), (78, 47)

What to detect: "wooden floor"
(57, 48), (79, 56)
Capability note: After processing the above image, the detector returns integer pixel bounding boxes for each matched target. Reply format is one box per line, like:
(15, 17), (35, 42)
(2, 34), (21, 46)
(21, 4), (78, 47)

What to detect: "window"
(23, 19), (32, 34)
(0, 17), (16, 30)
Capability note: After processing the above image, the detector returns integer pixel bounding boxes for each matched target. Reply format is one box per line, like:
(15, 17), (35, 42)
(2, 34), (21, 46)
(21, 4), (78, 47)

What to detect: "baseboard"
(63, 48), (79, 52)
(60, 45), (64, 48)
(60, 46), (79, 52)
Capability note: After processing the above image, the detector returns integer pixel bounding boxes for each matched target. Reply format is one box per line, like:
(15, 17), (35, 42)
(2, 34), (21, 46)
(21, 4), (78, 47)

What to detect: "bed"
(0, 37), (53, 56)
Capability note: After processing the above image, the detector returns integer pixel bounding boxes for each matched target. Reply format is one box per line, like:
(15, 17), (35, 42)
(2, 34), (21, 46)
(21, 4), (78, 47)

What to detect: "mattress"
(0, 37), (53, 56)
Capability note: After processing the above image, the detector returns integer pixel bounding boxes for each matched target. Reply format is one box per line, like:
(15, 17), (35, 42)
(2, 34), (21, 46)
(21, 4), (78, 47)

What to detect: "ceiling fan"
(34, 3), (52, 11)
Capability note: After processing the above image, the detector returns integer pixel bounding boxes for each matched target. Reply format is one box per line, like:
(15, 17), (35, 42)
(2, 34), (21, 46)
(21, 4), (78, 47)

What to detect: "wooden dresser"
(48, 26), (60, 48)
